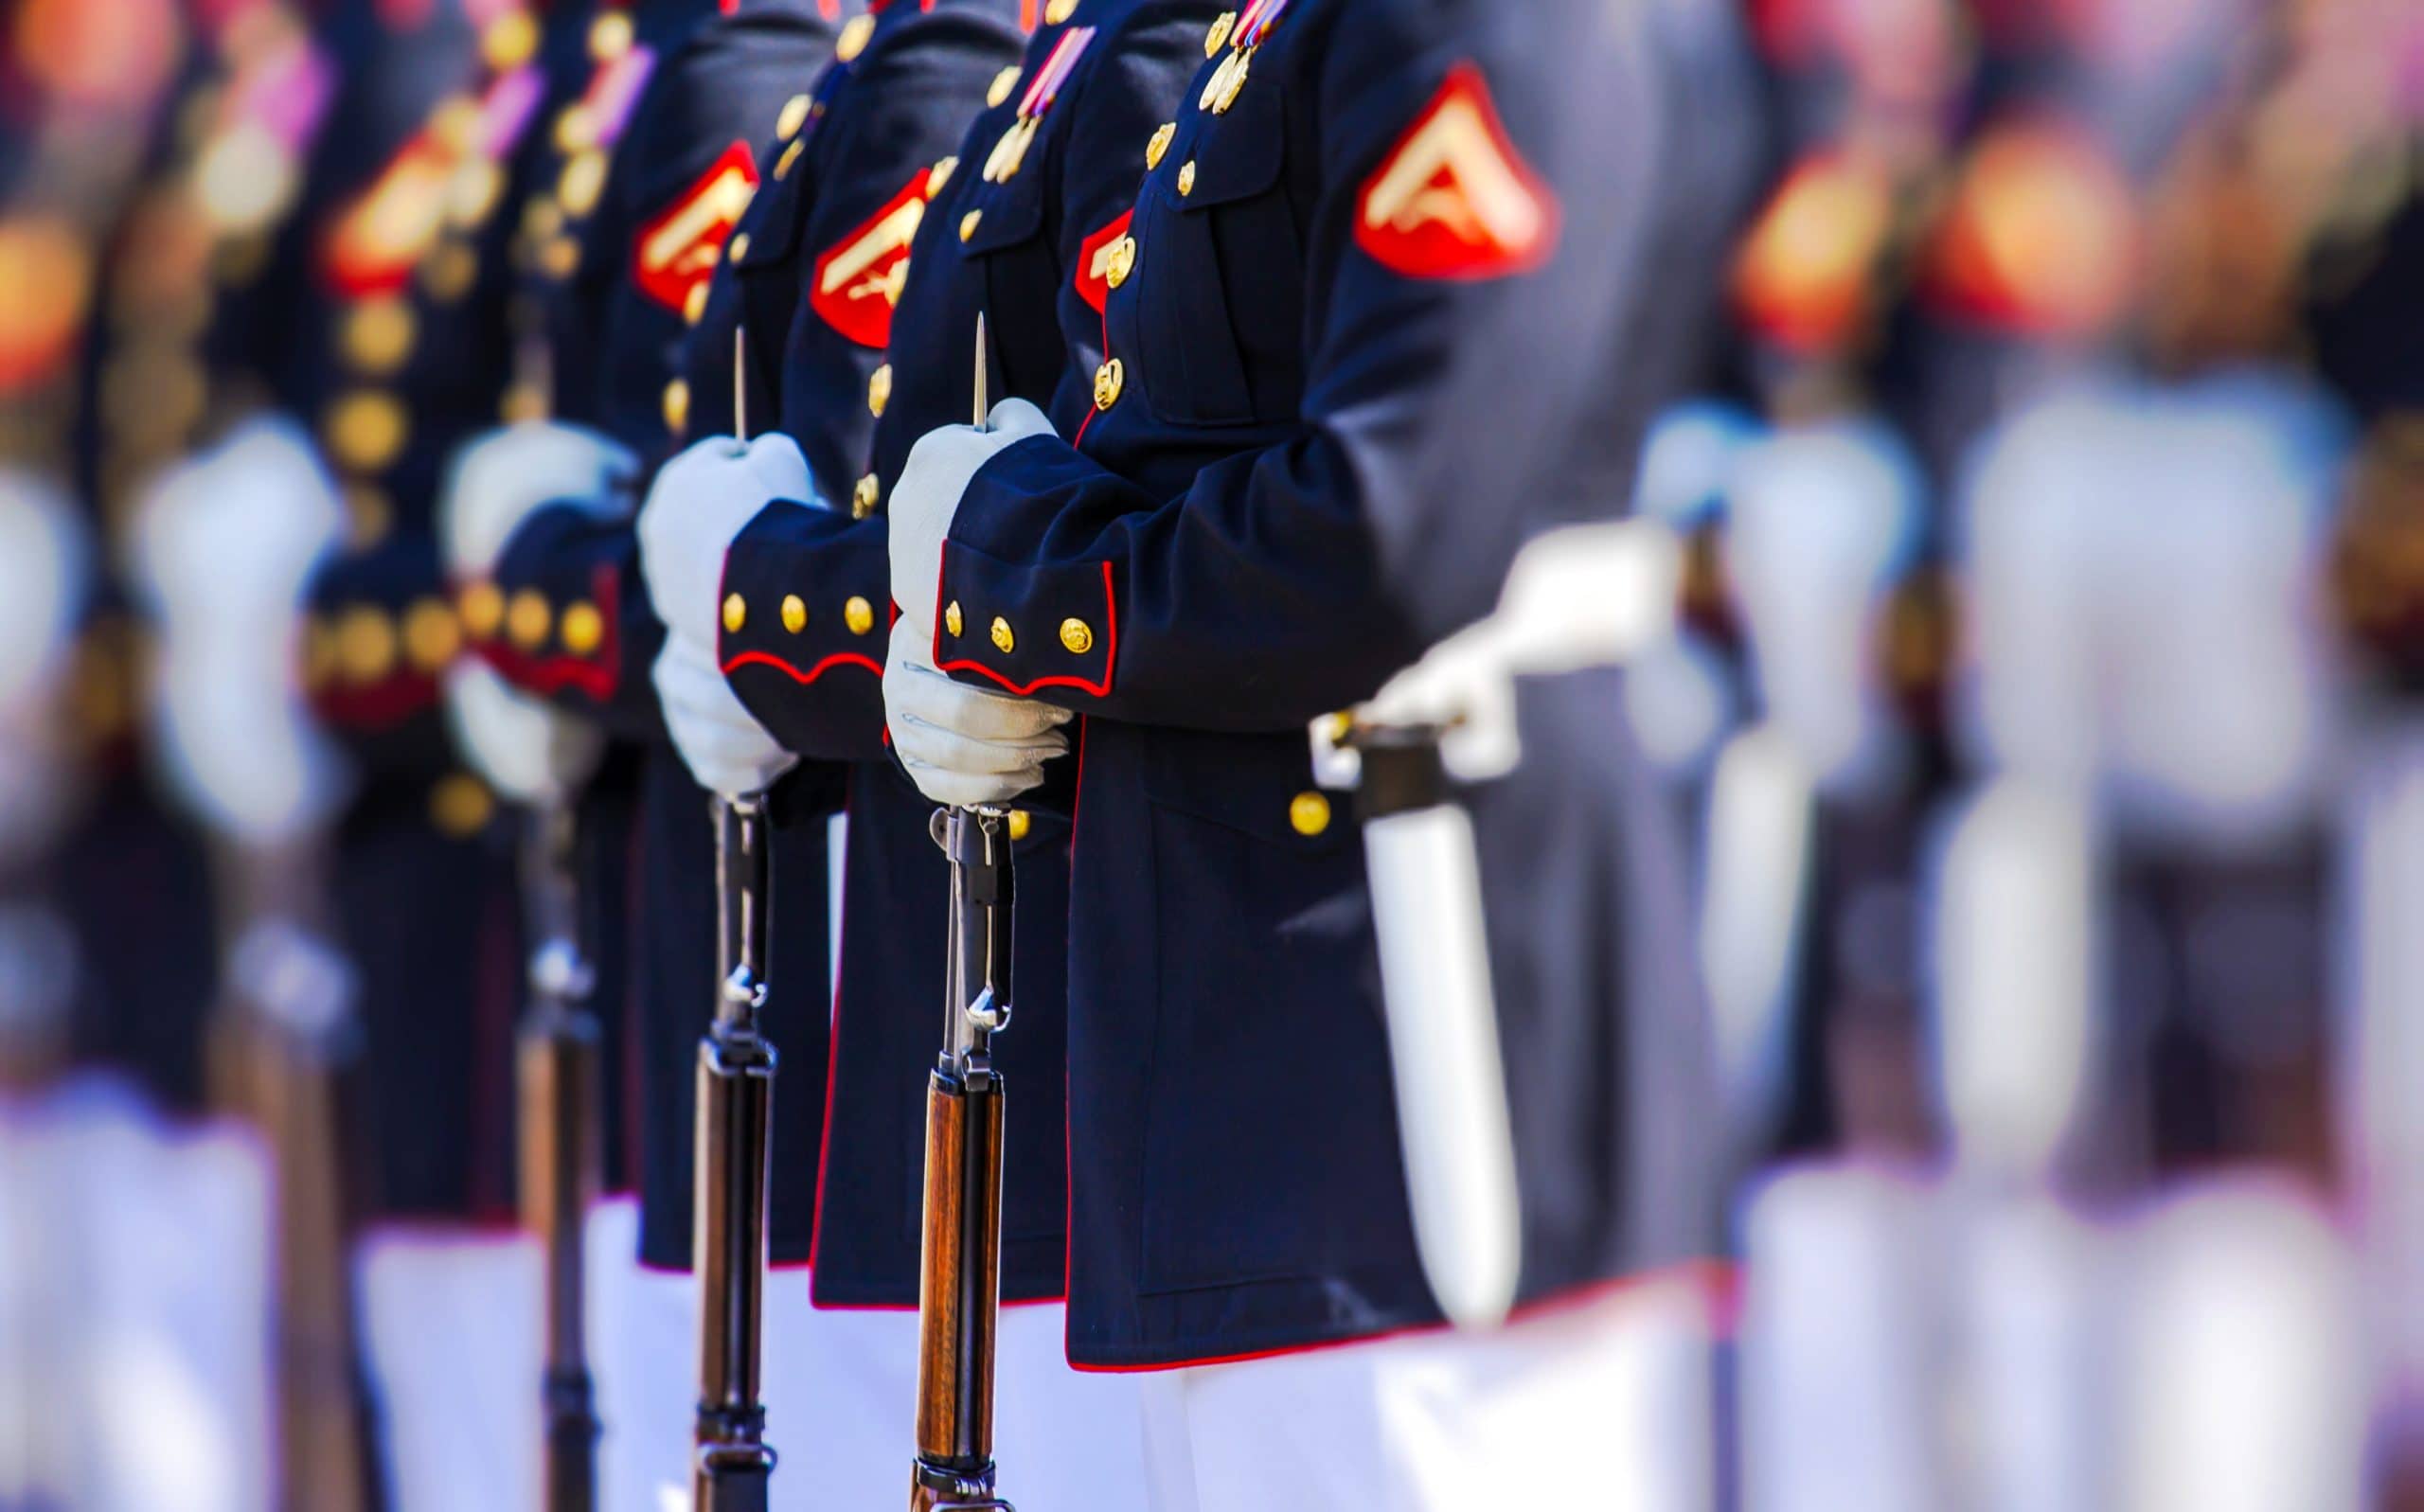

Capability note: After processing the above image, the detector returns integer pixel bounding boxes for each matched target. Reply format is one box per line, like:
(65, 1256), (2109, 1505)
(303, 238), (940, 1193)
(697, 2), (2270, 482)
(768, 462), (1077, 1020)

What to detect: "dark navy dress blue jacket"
(647, 0), (1034, 1282)
(712, 0), (1221, 1308)
(468, 0), (848, 1268)
(920, 0), (1758, 1366)
(272, 0), (532, 1224)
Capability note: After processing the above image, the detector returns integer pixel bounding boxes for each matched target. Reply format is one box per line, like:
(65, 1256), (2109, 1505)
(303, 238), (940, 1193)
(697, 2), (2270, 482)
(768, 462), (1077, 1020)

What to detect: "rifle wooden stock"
(517, 806), (602, 1511)
(210, 858), (375, 1512)
(252, 1015), (376, 1512)
(695, 795), (777, 1511)
(913, 1067), (1005, 1503)
(518, 997), (601, 1511)
(911, 808), (1015, 1512)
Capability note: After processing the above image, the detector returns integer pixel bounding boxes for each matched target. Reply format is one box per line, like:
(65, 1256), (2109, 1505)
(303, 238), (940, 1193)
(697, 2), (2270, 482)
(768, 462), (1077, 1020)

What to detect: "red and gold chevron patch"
(810, 165), (942, 347)
(1354, 63), (1557, 281)
(322, 130), (454, 296)
(633, 140), (758, 314)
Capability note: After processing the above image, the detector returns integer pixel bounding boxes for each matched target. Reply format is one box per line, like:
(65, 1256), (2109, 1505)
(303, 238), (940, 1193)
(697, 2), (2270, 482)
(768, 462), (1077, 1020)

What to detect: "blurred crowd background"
(0, 0), (2420, 1507)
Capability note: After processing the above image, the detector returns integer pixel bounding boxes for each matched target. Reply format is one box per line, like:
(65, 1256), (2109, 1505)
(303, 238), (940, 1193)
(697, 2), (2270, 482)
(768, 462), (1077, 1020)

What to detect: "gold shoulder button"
(508, 589), (552, 649)
(776, 93), (812, 141)
(561, 600), (604, 655)
(845, 596), (876, 636)
(959, 209), (982, 242)
(1104, 234), (1135, 289)
(685, 280), (709, 326)
(781, 594), (807, 633)
(852, 472), (881, 518)
(1045, 0), (1078, 22)
(482, 10), (538, 69)
(1059, 617), (1094, 654)
(989, 615), (1015, 653)
(588, 9), (633, 62)
(1146, 121), (1175, 170)
(1007, 809), (1032, 841)
(866, 364), (892, 418)
(722, 593), (748, 634)
(1093, 357), (1123, 411)
(728, 231), (752, 264)
(1289, 791), (1331, 838)
(835, 13), (875, 62)
(987, 65), (1022, 109)
(775, 136), (805, 182)
(663, 378), (690, 436)
(1176, 160), (1196, 197)
(944, 600), (964, 638)
(929, 155), (957, 194)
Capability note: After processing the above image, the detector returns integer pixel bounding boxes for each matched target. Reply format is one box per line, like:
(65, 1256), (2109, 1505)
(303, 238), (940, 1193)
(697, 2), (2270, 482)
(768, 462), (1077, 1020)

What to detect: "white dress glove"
(0, 468), (86, 714)
(883, 630), (1070, 809)
(637, 432), (812, 649)
(652, 637), (795, 800)
(130, 416), (348, 845)
(442, 661), (604, 806)
(1727, 422), (1922, 792)
(440, 420), (637, 578)
(885, 398), (1054, 634)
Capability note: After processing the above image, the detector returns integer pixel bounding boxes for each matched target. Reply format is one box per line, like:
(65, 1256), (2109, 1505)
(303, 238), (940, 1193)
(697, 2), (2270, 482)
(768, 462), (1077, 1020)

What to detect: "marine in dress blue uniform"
(459, 0), (843, 1278)
(288, 0), (540, 1238)
(882, 0), (1760, 1376)
(639, 4), (1277, 1500)
(427, 8), (852, 1508)
(709, 0), (1214, 1320)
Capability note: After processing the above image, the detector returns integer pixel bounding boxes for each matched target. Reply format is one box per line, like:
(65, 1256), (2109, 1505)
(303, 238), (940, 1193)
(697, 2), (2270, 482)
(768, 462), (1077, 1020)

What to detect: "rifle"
(211, 844), (378, 1512)
(911, 803), (1015, 1512)
(515, 803), (602, 1511)
(693, 791), (779, 1509)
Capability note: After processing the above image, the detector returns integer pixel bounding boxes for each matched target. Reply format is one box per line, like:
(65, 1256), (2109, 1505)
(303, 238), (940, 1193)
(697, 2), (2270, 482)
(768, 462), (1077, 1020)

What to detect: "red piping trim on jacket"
(721, 649), (883, 684)
(471, 560), (623, 703)
(933, 557), (1116, 698)
(477, 643), (616, 701)
(312, 672), (440, 731)
(1060, 716), (1087, 1320)
(1064, 1258), (1740, 1374)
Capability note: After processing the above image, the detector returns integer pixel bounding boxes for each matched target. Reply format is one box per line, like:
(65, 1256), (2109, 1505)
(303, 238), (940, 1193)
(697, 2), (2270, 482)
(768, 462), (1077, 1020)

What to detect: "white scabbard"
(1364, 802), (1523, 1330)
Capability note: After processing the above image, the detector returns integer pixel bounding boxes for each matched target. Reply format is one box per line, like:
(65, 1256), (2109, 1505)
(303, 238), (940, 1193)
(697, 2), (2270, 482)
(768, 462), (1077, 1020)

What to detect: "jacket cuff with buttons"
(931, 434), (1423, 733)
(715, 502), (892, 764)
(458, 502), (667, 744)
(304, 533), (463, 783)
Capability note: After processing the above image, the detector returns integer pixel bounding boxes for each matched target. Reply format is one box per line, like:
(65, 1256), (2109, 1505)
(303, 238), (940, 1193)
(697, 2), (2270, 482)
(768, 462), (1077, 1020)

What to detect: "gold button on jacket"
(1289, 791), (1332, 837)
